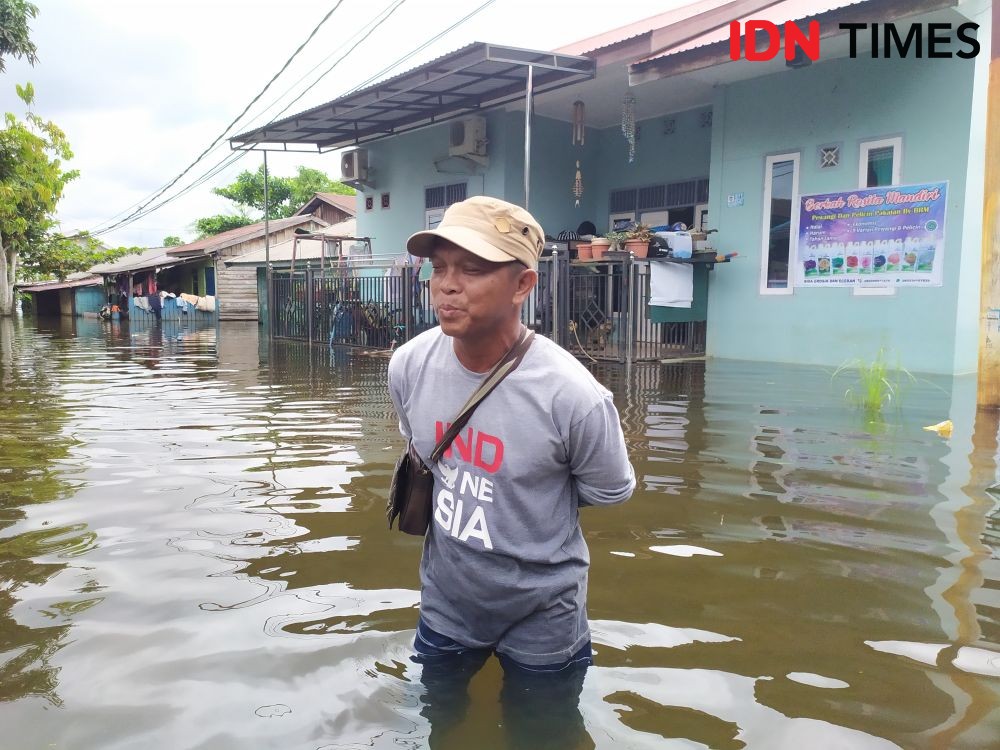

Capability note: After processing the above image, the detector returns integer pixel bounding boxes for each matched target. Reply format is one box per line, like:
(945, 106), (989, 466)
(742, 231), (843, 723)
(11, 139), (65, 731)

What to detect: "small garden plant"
(833, 347), (915, 420)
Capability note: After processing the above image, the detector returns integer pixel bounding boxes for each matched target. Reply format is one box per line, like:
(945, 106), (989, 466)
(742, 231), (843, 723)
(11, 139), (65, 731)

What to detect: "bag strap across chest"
(428, 327), (535, 463)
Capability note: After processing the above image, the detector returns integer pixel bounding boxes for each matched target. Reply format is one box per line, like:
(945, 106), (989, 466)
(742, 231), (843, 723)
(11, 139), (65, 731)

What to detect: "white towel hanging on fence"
(649, 261), (693, 308)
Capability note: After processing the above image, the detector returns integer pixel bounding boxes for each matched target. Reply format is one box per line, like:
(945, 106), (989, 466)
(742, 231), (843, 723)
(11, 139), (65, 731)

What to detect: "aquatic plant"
(833, 347), (915, 419)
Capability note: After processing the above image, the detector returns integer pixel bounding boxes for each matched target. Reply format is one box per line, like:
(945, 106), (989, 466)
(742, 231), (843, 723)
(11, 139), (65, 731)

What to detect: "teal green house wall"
(351, 13), (989, 376)
(354, 106), (713, 247)
(705, 52), (982, 375)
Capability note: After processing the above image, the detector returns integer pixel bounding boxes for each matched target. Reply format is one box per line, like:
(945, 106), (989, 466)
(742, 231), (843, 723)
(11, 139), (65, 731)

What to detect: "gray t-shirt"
(388, 327), (635, 665)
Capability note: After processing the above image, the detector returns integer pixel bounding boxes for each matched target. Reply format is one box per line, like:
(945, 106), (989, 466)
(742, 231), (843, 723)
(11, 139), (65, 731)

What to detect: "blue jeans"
(412, 617), (592, 748)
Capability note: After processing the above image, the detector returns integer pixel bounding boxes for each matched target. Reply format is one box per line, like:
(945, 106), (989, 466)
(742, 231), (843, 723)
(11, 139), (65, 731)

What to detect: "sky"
(0, 0), (684, 248)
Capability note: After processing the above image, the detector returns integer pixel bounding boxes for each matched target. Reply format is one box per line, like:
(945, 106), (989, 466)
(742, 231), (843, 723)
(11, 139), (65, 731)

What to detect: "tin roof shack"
(225, 219), (366, 326)
(90, 247), (218, 323)
(293, 193), (358, 225)
(17, 273), (104, 317)
(166, 214), (327, 321)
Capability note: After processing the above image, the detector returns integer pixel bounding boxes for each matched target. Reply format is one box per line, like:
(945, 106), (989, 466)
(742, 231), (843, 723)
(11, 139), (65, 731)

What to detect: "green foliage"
(288, 165), (354, 206)
(212, 165), (293, 220)
(0, 82), (79, 314)
(193, 212), (253, 239)
(162, 235), (183, 247)
(833, 347), (915, 420)
(0, 0), (39, 73)
(207, 164), (354, 223)
(21, 234), (140, 280)
(625, 223), (653, 242)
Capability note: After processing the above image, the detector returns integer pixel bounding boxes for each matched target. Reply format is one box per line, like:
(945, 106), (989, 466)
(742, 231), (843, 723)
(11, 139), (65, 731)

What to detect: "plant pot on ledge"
(576, 242), (593, 260)
(590, 238), (611, 260)
(624, 239), (649, 258)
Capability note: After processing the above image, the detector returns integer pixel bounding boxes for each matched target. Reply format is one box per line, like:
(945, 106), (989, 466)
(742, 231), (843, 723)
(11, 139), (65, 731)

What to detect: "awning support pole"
(524, 64), (533, 210)
(264, 151), (272, 330)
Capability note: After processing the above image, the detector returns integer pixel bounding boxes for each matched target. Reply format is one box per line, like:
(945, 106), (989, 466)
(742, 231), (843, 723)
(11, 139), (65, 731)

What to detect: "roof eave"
(628, 0), (960, 83)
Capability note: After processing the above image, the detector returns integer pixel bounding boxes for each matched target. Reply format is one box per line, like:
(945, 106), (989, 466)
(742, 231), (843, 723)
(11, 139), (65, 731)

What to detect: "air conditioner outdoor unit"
(341, 148), (370, 186)
(449, 117), (487, 157)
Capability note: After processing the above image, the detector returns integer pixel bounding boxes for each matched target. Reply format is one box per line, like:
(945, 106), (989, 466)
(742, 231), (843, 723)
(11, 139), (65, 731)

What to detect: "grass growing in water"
(833, 348), (915, 420)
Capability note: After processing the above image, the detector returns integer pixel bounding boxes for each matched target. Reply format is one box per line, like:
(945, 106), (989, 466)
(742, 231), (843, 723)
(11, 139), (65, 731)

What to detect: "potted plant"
(575, 240), (593, 260)
(624, 223), (653, 258)
(590, 233), (612, 260)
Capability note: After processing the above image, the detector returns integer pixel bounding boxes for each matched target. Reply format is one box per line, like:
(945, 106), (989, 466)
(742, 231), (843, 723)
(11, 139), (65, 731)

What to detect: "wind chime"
(622, 91), (636, 163)
(571, 100), (585, 207)
(573, 161), (583, 208)
(571, 100), (585, 145)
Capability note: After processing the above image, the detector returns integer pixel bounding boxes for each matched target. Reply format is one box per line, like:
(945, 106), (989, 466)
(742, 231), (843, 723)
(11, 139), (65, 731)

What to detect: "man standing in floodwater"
(387, 196), (636, 746)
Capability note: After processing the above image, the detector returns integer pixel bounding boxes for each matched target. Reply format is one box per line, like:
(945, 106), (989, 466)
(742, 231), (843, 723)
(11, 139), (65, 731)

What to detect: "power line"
(84, 1), (347, 237)
(266, 0), (411, 124)
(346, 0), (495, 95)
(88, 0), (415, 240)
(88, 0), (495, 242)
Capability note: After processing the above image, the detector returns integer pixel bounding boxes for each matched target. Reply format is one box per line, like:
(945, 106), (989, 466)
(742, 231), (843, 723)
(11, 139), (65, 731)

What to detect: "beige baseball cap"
(406, 196), (544, 269)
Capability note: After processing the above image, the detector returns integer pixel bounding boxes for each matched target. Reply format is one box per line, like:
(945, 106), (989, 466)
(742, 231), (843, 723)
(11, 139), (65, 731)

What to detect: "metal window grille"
(609, 189), (637, 213)
(446, 182), (467, 205)
(638, 185), (666, 211)
(425, 186), (446, 209)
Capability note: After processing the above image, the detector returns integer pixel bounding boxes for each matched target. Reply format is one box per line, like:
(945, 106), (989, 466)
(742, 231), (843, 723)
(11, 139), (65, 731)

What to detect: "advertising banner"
(797, 182), (947, 287)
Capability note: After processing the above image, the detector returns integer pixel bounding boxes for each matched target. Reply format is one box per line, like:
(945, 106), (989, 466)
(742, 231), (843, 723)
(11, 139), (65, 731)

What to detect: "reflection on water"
(1, 316), (998, 749)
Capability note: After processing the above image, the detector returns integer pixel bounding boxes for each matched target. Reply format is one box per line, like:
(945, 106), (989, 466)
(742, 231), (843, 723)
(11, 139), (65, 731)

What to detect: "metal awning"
(230, 43), (596, 153)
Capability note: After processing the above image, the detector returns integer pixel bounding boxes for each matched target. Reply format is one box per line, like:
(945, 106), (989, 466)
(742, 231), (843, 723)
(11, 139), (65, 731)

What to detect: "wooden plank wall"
(216, 221), (324, 320)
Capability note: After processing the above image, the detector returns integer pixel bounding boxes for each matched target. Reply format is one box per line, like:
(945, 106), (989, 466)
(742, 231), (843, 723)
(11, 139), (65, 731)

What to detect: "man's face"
(428, 241), (535, 340)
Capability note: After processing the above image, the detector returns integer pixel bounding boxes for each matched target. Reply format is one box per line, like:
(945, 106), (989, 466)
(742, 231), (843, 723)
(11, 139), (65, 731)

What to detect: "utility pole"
(977, 2), (1000, 407)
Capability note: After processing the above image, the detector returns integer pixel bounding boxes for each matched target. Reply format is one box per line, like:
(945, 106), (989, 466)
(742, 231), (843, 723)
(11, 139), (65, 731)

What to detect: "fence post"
(403, 260), (413, 344)
(305, 267), (314, 344)
(625, 254), (635, 366)
(551, 250), (560, 345)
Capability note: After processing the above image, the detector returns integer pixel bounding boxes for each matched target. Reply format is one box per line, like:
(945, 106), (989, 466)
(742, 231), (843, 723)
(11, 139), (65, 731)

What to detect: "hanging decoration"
(621, 91), (636, 163)
(573, 160), (584, 207)
(571, 100), (585, 145)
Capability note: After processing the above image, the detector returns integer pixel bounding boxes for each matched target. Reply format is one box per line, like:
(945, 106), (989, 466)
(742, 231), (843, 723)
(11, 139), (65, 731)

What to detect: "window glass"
(765, 159), (795, 289)
(866, 146), (895, 187)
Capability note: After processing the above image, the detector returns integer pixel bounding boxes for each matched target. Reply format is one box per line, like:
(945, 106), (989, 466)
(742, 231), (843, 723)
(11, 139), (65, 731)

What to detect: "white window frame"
(855, 136), (902, 296)
(759, 152), (800, 296)
(858, 136), (902, 188)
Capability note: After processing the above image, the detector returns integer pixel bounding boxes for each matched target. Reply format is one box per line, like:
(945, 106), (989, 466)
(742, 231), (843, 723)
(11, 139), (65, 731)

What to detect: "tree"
(212, 165), (293, 220)
(0, 83), (75, 315)
(0, 0), (39, 73)
(162, 235), (183, 247)
(192, 212), (254, 239)
(288, 165), (354, 207)
(208, 164), (354, 222)
(0, 84), (135, 314)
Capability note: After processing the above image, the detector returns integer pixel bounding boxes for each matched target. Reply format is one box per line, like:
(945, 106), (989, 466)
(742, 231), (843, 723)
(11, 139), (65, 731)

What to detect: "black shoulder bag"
(387, 327), (535, 535)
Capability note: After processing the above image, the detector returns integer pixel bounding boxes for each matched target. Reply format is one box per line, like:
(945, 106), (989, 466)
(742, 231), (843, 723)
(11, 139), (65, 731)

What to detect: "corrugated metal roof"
(229, 43), (594, 152)
(90, 247), (183, 275)
(555, 0), (738, 56)
(166, 214), (326, 257)
(226, 219), (360, 265)
(18, 273), (102, 292)
(635, 0), (869, 61)
(293, 192), (358, 217)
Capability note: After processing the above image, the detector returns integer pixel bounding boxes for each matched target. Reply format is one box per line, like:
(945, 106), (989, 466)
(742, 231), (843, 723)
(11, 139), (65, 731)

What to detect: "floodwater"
(1, 315), (998, 750)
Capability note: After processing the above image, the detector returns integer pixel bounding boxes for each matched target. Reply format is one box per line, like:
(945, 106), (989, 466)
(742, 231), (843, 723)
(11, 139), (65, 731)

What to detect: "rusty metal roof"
(230, 43), (595, 153)
(166, 214), (326, 257)
(629, 0), (957, 75)
(17, 273), (102, 292)
(293, 192), (358, 217)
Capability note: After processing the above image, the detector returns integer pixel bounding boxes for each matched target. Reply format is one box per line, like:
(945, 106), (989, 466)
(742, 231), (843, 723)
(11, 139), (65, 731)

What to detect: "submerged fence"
(270, 253), (705, 363)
